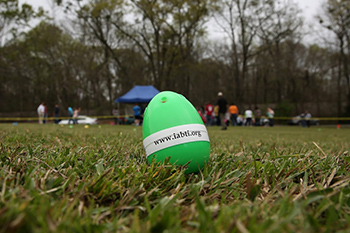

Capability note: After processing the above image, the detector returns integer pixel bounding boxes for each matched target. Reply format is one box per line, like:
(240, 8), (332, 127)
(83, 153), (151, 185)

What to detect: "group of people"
(68, 106), (81, 124)
(300, 110), (312, 128)
(37, 103), (60, 124)
(38, 96), (314, 128)
(37, 103), (80, 124)
(200, 92), (275, 130)
(112, 103), (144, 126)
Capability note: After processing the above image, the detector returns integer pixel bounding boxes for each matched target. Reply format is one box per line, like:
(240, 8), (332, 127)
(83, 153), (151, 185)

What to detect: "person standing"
(216, 92), (228, 130)
(305, 110), (311, 128)
(267, 107), (275, 127)
(254, 107), (261, 126)
(37, 102), (45, 124)
(213, 105), (220, 126)
(197, 106), (207, 124)
(244, 109), (254, 126)
(133, 103), (142, 126)
(225, 111), (231, 127)
(229, 103), (239, 126)
(43, 103), (48, 124)
(300, 111), (306, 127)
(205, 102), (214, 126)
(73, 107), (80, 124)
(112, 107), (120, 125)
(68, 106), (74, 124)
(54, 104), (60, 124)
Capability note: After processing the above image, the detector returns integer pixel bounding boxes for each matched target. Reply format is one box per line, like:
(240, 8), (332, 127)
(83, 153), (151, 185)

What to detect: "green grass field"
(1, 124), (350, 232)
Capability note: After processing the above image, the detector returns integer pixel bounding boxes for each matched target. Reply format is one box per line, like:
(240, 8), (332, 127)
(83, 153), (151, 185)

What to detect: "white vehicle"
(58, 115), (98, 125)
(288, 115), (320, 126)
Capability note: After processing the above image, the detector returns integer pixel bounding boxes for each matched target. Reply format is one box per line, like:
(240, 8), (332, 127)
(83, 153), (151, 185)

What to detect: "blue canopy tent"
(115, 85), (160, 103)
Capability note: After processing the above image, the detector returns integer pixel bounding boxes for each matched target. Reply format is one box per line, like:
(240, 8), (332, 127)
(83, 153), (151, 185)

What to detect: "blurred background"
(1, 0), (349, 123)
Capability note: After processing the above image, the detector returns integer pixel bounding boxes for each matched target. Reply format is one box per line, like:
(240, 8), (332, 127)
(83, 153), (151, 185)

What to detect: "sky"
(19, 0), (326, 42)
(20, 0), (325, 19)
(298, 0), (325, 20)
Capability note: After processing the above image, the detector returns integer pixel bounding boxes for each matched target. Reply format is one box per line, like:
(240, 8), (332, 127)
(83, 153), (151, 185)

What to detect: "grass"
(0, 124), (350, 232)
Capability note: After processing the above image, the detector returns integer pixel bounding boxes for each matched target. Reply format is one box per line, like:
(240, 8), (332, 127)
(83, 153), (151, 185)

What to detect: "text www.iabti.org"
(153, 130), (202, 145)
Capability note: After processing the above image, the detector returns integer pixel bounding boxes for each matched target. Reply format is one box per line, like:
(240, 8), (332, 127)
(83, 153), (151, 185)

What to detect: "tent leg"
(118, 102), (121, 124)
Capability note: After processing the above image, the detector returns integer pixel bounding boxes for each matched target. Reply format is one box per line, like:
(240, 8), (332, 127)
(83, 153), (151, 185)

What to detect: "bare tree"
(319, 0), (350, 116)
(60, 0), (218, 97)
(214, 0), (260, 105)
(256, 0), (303, 104)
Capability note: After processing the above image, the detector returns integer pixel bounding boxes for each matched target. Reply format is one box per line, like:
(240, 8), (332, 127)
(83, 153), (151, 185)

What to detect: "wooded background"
(1, 0), (349, 118)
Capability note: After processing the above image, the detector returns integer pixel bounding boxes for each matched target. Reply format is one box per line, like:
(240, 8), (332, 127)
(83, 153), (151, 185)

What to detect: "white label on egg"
(143, 124), (210, 157)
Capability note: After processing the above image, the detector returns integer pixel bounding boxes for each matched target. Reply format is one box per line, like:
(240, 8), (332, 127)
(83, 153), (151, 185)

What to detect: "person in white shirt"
(267, 107), (275, 127)
(244, 109), (254, 126)
(305, 110), (312, 128)
(37, 102), (45, 124)
(73, 107), (80, 124)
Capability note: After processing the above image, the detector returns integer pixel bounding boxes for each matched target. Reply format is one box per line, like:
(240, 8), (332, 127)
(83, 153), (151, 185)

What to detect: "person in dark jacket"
(216, 92), (228, 130)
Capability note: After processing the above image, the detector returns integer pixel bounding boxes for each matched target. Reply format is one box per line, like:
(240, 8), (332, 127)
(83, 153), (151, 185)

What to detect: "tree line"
(0, 0), (349, 118)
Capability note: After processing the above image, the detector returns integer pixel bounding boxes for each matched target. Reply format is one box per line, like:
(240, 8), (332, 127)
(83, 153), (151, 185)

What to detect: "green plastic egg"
(142, 91), (210, 173)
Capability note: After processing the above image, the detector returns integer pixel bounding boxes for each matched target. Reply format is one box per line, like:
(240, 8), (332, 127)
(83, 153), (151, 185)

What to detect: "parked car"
(58, 115), (98, 125)
(288, 115), (320, 126)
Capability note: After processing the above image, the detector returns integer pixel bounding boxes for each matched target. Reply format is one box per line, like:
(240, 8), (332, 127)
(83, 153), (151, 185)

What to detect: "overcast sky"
(19, 0), (326, 42)
(20, 0), (325, 18)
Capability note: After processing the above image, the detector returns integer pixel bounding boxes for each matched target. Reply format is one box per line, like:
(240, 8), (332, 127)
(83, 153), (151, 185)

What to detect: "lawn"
(0, 124), (350, 232)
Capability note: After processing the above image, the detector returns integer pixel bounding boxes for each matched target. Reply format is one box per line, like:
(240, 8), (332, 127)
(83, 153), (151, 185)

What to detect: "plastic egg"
(142, 91), (210, 173)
